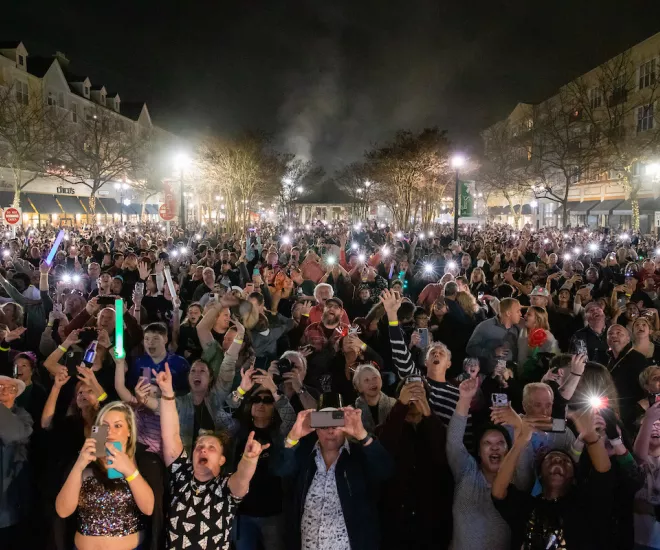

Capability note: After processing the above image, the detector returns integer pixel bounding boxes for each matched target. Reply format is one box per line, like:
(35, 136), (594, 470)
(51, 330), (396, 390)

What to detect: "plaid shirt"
(300, 316), (350, 352)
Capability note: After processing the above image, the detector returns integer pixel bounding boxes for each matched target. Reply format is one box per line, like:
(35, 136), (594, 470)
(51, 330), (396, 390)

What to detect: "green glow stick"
(115, 298), (125, 359)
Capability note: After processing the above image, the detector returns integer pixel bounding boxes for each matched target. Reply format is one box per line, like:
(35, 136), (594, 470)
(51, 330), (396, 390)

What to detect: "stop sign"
(4, 207), (21, 225)
(159, 204), (175, 222)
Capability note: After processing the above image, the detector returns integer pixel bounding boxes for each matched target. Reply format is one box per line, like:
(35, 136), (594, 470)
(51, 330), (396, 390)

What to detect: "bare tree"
(365, 127), (452, 230)
(0, 82), (64, 207)
(333, 162), (373, 220)
(128, 130), (172, 219)
(276, 158), (324, 224)
(566, 49), (660, 230)
(49, 104), (143, 213)
(479, 118), (532, 229)
(529, 88), (601, 228)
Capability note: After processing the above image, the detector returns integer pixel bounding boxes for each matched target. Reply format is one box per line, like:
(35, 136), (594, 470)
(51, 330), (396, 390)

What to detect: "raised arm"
(446, 378), (478, 477)
(114, 356), (137, 404)
(41, 372), (71, 429)
(491, 414), (533, 499)
(44, 329), (81, 376)
(227, 431), (270, 498)
(557, 354), (586, 401)
(634, 402), (660, 464)
(155, 363), (184, 467)
(380, 289), (418, 378)
(197, 302), (223, 349)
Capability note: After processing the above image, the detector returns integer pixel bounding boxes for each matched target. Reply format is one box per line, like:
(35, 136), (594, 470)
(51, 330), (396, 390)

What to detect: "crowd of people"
(2, 218), (660, 549)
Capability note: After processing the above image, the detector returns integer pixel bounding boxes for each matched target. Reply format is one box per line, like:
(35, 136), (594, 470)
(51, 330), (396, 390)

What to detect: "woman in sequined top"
(55, 401), (155, 550)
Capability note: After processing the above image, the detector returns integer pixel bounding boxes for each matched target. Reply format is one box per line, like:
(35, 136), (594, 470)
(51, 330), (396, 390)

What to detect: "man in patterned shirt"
(155, 363), (268, 550)
(272, 404), (393, 550)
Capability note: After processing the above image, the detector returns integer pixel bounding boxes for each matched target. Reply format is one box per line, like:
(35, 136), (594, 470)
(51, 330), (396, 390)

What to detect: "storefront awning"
(0, 192), (15, 207)
(25, 193), (62, 215)
(520, 204), (532, 215)
(567, 200), (599, 213)
(613, 197), (660, 215)
(123, 203), (140, 216)
(489, 206), (505, 215)
(145, 204), (158, 215)
(56, 195), (86, 214)
(590, 199), (624, 215)
(97, 198), (121, 214)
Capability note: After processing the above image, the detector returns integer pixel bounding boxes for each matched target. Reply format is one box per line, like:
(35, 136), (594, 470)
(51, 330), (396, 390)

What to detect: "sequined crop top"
(77, 473), (145, 536)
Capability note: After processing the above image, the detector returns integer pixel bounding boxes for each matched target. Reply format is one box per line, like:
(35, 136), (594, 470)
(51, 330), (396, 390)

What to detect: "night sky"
(3, 1), (660, 170)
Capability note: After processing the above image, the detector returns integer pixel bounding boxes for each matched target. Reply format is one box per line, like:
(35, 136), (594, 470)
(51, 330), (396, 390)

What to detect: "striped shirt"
(388, 325), (473, 448)
(134, 404), (162, 458)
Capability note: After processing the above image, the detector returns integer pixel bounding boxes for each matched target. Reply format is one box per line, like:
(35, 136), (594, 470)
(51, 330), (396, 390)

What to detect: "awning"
(489, 206), (505, 215)
(520, 204), (532, 215)
(0, 192), (16, 207)
(502, 204), (529, 215)
(567, 200), (599, 213)
(56, 195), (86, 214)
(613, 197), (660, 214)
(145, 204), (158, 215)
(97, 198), (121, 214)
(590, 199), (624, 215)
(25, 193), (62, 215)
(123, 203), (140, 216)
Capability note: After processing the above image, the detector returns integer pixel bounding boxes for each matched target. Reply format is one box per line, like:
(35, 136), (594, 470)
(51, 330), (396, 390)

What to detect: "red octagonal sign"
(159, 204), (175, 222)
(4, 207), (20, 225)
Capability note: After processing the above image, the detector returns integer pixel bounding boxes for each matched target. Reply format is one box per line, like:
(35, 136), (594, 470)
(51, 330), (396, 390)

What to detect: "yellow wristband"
(286, 437), (299, 447)
(58, 345), (68, 353)
(234, 338), (244, 345)
(97, 392), (108, 403)
(237, 386), (246, 396)
(361, 343), (367, 351)
(125, 469), (140, 483)
(388, 321), (399, 326)
(302, 313), (309, 317)
(0, 346), (8, 352)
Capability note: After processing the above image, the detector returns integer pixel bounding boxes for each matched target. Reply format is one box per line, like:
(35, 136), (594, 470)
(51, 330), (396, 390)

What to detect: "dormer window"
(83, 86), (90, 97)
(115, 99), (120, 112)
(100, 94), (106, 105)
(17, 54), (24, 67)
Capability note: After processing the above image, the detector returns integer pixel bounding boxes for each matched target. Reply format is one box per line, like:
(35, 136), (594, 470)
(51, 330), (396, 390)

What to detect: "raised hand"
(138, 261), (151, 281)
(75, 438), (98, 470)
(53, 371), (71, 389)
(340, 406), (368, 439)
(242, 431), (270, 460)
(134, 378), (150, 405)
(4, 326), (26, 342)
(379, 289), (402, 316)
(458, 377), (479, 401)
(287, 409), (315, 441)
(251, 368), (278, 394)
(105, 442), (137, 476)
(153, 362), (174, 397)
(299, 301), (313, 317)
(76, 364), (104, 399)
(238, 363), (256, 393)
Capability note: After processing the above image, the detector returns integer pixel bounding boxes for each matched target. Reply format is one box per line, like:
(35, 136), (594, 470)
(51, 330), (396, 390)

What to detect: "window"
(589, 87), (602, 109)
(83, 85), (90, 97)
(15, 80), (28, 104)
(17, 54), (24, 67)
(638, 104), (654, 132)
(47, 91), (55, 106)
(570, 166), (581, 184)
(100, 94), (106, 105)
(639, 60), (656, 90)
(610, 75), (628, 106)
(71, 103), (78, 123)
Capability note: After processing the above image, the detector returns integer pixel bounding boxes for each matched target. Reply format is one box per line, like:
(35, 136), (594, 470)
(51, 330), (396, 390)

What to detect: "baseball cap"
(530, 286), (550, 297)
(325, 297), (344, 309)
(0, 375), (25, 397)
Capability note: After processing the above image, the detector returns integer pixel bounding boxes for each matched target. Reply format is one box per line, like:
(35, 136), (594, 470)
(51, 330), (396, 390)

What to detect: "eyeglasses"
(0, 384), (18, 393)
(250, 395), (275, 405)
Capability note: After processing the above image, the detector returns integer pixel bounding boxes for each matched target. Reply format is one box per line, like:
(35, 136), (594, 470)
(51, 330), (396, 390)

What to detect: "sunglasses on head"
(250, 395), (275, 405)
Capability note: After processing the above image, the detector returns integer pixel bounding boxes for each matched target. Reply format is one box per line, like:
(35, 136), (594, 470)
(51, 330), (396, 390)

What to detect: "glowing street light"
(296, 186), (304, 194)
(647, 163), (660, 176)
(530, 200), (538, 208)
(451, 154), (466, 240)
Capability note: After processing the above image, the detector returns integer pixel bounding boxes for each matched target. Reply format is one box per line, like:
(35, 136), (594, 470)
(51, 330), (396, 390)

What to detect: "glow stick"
(114, 298), (125, 359)
(45, 230), (65, 265)
(164, 267), (177, 299)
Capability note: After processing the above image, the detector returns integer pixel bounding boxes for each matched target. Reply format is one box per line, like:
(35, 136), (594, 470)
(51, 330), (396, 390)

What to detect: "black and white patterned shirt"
(167, 450), (241, 550)
(300, 440), (351, 550)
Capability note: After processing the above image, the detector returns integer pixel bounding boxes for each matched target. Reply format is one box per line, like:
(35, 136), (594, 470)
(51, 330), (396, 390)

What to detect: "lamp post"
(530, 199), (539, 230)
(173, 152), (191, 225)
(114, 182), (129, 224)
(451, 154), (465, 240)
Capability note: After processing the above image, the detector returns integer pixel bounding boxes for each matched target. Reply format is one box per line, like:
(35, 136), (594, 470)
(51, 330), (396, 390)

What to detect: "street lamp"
(451, 154), (466, 240)
(114, 182), (129, 224)
(173, 152), (191, 224)
(530, 199), (539, 230)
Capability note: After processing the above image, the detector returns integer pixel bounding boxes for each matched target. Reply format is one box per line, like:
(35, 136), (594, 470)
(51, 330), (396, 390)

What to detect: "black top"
(607, 344), (647, 430)
(192, 402), (215, 448)
(493, 470), (614, 550)
(570, 326), (609, 365)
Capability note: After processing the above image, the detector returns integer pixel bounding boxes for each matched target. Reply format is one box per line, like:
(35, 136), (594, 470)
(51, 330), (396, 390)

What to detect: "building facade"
(0, 41), (180, 227)
(483, 31), (660, 233)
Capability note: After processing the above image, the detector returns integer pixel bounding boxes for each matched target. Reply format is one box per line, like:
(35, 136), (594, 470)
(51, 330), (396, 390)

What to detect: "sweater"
(355, 392), (396, 434)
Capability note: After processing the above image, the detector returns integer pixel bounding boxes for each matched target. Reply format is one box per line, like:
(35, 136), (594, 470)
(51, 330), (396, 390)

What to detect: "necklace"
(191, 477), (210, 496)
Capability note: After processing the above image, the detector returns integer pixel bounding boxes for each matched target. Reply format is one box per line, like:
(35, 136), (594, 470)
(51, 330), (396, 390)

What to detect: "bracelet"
(47, 322), (54, 327)
(570, 371), (582, 377)
(360, 343), (367, 351)
(585, 434), (602, 446)
(234, 338), (244, 345)
(237, 386), (247, 396)
(388, 321), (399, 326)
(97, 392), (108, 403)
(285, 437), (299, 447)
(125, 469), (140, 483)
(302, 313), (309, 317)
(161, 394), (176, 401)
(58, 345), (68, 353)
(0, 345), (8, 352)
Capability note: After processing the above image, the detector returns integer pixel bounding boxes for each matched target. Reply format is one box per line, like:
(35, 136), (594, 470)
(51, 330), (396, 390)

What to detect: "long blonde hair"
(456, 291), (477, 317)
(527, 305), (550, 330)
(95, 401), (138, 458)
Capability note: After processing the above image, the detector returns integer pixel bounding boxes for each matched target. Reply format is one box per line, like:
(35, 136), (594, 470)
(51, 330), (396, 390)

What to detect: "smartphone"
(134, 282), (144, 297)
(478, 292), (484, 301)
(97, 296), (115, 306)
(54, 303), (63, 314)
(106, 441), (124, 479)
(405, 375), (423, 385)
(310, 410), (345, 428)
(141, 367), (151, 382)
(417, 328), (429, 348)
(616, 296), (628, 309)
(574, 339), (588, 356)
(649, 393), (659, 407)
(91, 425), (109, 457)
(253, 268), (260, 276)
(491, 393), (508, 407)
(208, 293), (216, 303)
